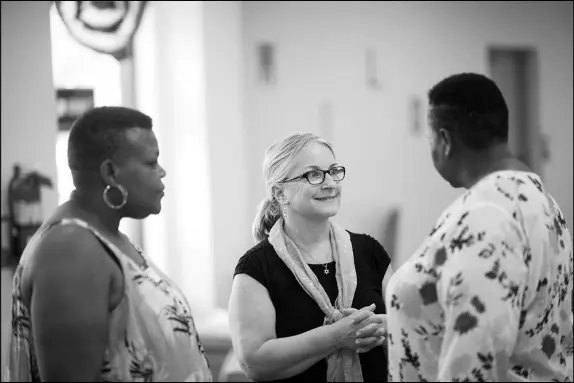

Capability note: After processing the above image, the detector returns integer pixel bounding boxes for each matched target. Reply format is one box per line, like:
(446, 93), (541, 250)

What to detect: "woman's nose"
(321, 173), (336, 188)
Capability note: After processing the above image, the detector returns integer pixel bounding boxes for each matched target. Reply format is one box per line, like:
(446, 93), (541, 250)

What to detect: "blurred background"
(1, 1), (572, 380)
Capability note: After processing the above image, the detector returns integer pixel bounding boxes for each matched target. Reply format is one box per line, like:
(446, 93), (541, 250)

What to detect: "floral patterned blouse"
(5, 218), (212, 382)
(385, 170), (573, 381)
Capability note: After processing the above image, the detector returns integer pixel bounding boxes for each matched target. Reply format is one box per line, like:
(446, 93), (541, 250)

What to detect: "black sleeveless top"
(234, 231), (390, 382)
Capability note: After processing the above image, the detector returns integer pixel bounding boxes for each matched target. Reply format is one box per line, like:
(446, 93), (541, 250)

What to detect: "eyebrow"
(303, 163), (339, 171)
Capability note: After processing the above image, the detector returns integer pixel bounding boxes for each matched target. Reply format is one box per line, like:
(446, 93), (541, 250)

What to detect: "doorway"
(488, 47), (546, 178)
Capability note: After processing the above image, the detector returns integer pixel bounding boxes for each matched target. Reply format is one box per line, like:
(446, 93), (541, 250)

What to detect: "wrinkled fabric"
(386, 171), (573, 382)
(6, 218), (212, 382)
(269, 218), (363, 382)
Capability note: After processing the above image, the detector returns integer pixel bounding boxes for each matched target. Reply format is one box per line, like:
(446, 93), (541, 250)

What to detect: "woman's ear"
(440, 128), (453, 158)
(100, 159), (119, 186)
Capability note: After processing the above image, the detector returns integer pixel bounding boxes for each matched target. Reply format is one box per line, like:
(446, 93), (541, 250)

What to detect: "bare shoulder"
(22, 224), (117, 305)
(21, 222), (124, 381)
(31, 224), (110, 272)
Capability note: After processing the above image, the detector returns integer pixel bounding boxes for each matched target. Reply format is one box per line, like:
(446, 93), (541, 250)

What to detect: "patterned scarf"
(268, 218), (363, 381)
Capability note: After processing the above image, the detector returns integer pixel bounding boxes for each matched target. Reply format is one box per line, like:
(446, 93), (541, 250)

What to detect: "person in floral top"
(385, 73), (573, 382)
(5, 107), (211, 382)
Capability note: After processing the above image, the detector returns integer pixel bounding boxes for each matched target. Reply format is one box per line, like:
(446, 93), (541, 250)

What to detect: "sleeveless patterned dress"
(5, 218), (212, 382)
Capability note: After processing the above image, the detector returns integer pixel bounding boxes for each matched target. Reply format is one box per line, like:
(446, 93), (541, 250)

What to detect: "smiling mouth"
(314, 195), (338, 201)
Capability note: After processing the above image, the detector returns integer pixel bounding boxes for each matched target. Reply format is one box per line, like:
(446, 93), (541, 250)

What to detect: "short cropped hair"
(428, 73), (509, 150)
(67, 106), (152, 185)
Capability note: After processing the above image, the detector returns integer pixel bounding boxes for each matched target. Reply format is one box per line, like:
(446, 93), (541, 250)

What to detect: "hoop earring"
(103, 184), (128, 210)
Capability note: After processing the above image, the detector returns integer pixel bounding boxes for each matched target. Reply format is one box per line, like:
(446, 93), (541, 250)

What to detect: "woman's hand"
(341, 307), (386, 353)
(331, 305), (380, 351)
(332, 304), (384, 352)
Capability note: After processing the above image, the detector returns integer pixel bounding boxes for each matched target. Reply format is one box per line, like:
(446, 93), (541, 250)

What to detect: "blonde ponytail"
(252, 197), (281, 243)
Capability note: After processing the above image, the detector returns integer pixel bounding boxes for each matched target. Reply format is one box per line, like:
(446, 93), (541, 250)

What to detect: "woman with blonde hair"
(229, 133), (392, 381)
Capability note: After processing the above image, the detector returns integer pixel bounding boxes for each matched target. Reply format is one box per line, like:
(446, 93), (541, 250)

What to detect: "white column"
(134, 1), (251, 323)
(134, 1), (215, 315)
(203, 1), (250, 310)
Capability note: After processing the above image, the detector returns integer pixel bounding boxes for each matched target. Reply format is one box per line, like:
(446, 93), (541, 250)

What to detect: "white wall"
(242, 1), (574, 266)
(1, 0), (58, 377)
(135, 1), (216, 316)
(1, 0), (58, 222)
(203, 2), (250, 309)
(134, 1), (250, 318)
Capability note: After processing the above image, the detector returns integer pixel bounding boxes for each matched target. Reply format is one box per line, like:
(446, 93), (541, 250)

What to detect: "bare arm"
(30, 226), (114, 382)
(228, 274), (375, 381)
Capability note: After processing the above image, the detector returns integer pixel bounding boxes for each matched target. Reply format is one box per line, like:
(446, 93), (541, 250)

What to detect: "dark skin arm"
(29, 225), (115, 382)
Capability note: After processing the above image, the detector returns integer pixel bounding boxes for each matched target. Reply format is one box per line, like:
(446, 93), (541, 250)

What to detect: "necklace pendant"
(324, 269), (329, 275)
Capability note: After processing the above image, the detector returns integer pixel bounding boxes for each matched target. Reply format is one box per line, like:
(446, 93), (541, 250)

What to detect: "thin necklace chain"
(294, 241), (332, 275)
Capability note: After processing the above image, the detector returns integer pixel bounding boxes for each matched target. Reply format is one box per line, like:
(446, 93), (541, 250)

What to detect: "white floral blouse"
(386, 171), (573, 382)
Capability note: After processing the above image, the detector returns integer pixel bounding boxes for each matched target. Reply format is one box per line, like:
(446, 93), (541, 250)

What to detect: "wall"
(203, 2), (250, 310)
(133, 2), (247, 378)
(242, 1), (574, 266)
(1, 0), (58, 377)
(1, 0), (59, 225)
(134, 0), (573, 322)
(134, 1), (216, 316)
(134, 0), (250, 316)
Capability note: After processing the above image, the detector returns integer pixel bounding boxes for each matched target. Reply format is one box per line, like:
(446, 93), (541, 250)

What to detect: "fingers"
(356, 335), (385, 350)
(356, 322), (379, 338)
(350, 304), (377, 323)
(341, 308), (357, 316)
(354, 313), (385, 328)
(356, 321), (387, 338)
(343, 303), (378, 318)
(373, 326), (387, 337)
(356, 336), (385, 353)
(343, 303), (376, 318)
(363, 303), (377, 312)
(350, 309), (374, 324)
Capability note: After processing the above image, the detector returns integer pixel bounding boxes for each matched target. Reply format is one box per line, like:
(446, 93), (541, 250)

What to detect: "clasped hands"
(331, 303), (387, 354)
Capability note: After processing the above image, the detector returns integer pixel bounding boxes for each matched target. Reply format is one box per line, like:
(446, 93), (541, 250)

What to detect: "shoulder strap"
(43, 218), (125, 269)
